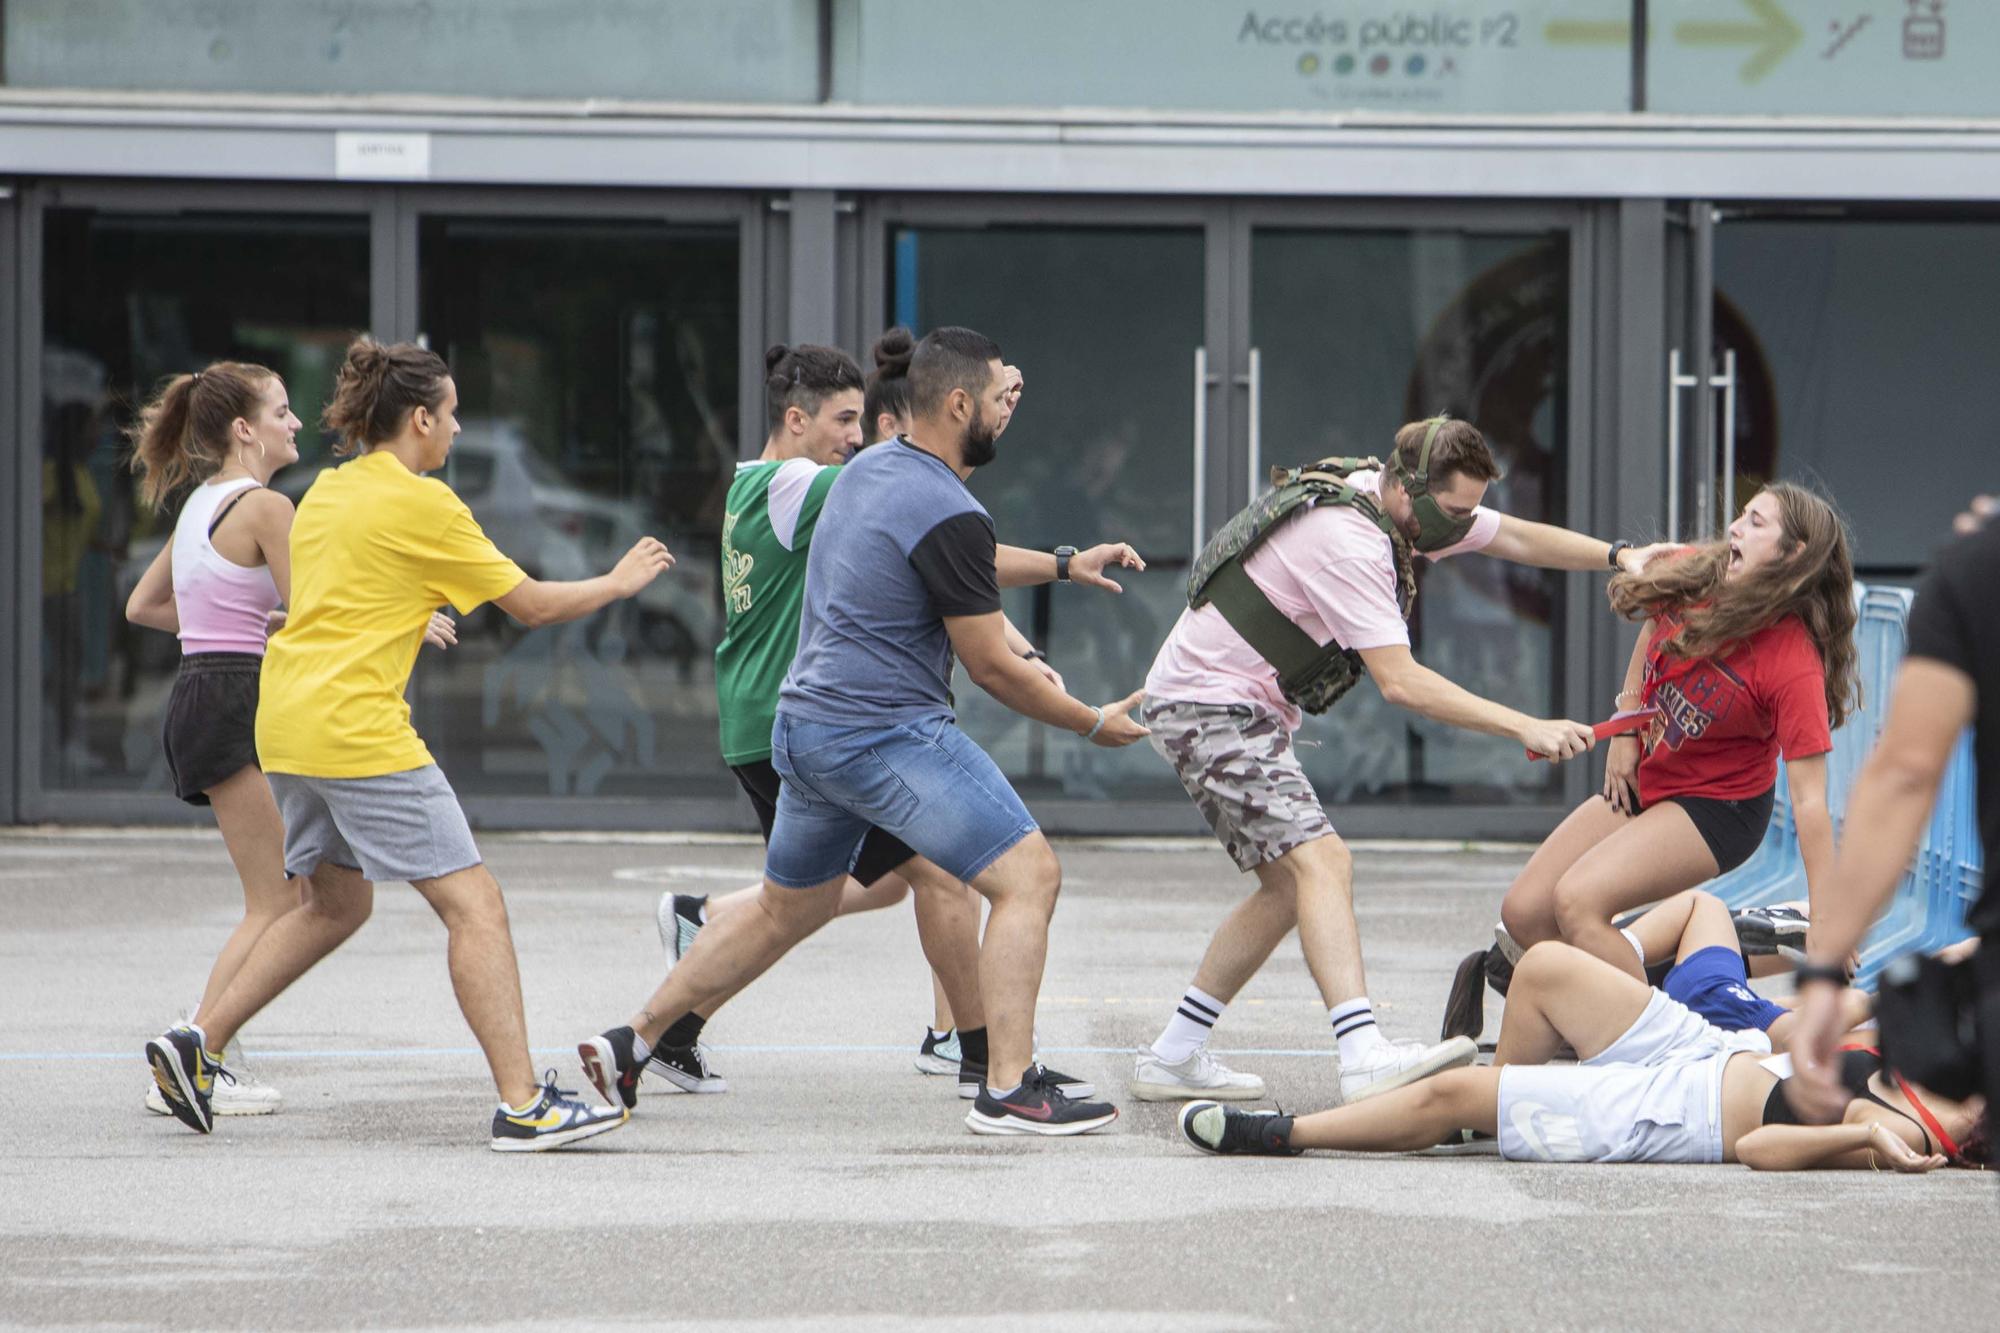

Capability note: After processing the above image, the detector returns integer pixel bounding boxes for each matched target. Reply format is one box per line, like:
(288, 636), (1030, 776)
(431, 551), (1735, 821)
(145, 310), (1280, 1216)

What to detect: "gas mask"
(1392, 416), (1478, 553)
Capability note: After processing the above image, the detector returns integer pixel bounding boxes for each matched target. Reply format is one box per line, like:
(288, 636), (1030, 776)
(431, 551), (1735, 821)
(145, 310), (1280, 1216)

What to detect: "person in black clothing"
(1787, 515), (2000, 1137)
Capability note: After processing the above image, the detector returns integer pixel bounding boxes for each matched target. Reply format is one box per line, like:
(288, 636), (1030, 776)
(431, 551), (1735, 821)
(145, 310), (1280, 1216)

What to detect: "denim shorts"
(765, 711), (1038, 889)
(267, 764), (483, 884)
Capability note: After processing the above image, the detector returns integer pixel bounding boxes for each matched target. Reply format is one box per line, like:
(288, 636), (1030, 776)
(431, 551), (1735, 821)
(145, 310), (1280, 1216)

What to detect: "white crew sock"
(1151, 985), (1227, 1063)
(1329, 996), (1390, 1064)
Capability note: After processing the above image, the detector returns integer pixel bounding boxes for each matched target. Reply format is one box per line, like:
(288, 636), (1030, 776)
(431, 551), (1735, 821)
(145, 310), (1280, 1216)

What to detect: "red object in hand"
(1526, 708), (1655, 760)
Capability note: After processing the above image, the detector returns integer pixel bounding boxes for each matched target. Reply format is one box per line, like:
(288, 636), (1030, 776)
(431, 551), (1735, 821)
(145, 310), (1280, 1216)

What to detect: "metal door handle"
(1241, 346), (1262, 500)
(1193, 346), (1214, 557)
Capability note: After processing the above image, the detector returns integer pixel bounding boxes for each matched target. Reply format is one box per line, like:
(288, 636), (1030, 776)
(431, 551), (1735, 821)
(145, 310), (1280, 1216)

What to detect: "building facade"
(5, 2), (1996, 836)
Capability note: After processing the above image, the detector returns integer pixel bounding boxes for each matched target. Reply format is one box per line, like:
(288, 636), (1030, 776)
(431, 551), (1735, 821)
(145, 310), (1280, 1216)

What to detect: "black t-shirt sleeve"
(1907, 552), (1975, 678)
(909, 511), (1002, 617)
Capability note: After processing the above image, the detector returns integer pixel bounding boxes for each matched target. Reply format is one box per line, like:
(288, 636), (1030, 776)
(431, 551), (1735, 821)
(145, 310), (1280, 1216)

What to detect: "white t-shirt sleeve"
(767, 458), (827, 551)
(1426, 505), (1502, 561)
(1301, 554), (1410, 652)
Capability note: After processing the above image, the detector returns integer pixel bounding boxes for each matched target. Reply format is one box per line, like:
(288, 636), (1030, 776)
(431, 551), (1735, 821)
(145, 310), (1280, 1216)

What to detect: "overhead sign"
(334, 131), (431, 180)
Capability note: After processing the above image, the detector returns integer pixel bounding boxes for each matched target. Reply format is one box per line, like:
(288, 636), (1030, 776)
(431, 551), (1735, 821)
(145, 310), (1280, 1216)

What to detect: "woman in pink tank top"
(123, 364), (457, 1118)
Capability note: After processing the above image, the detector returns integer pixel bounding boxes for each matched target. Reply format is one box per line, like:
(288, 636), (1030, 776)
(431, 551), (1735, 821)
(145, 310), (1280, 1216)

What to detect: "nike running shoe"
(965, 1066), (1119, 1137)
(645, 1042), (728, 1094)
(1178, 1101), (1301, 1157)
(958, 1058), (1096, 1102)
(914, 1029), (961, 1076)
(578, 1025), (647, 1111)
(490, 1070), (629, 1152)
(655, 892), (707, 969)
(145, 1023), (215, 1134)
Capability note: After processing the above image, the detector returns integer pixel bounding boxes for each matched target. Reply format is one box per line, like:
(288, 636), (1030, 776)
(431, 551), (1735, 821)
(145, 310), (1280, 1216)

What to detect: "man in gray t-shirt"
(581, 327), (1149, 1138)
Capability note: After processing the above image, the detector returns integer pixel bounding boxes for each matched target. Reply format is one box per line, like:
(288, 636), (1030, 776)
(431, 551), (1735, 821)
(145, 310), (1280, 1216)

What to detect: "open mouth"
(1727, 543), (1743, 570)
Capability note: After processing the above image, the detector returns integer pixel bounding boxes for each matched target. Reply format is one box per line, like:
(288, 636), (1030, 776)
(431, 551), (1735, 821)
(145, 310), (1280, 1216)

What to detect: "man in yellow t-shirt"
(145, 338), (673, 1154)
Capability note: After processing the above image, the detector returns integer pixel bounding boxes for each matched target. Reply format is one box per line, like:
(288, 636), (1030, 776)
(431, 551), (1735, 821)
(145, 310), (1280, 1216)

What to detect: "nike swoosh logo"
(1006, 1099), (1055, 1121)
(1507, 1099), (1586, 1161)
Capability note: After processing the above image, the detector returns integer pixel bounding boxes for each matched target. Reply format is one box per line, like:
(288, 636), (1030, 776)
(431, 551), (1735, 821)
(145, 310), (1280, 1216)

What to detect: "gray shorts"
(1142, 695), (1334, 872)
(268, 765), (483, 884)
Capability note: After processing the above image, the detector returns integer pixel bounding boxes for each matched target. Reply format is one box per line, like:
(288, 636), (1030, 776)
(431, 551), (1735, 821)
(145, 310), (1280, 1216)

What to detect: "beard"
(962, 411), (999, 469)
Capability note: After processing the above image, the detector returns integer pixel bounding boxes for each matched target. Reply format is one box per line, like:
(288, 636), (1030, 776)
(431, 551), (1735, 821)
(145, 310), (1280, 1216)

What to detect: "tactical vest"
(1186, 457), (1418, 715)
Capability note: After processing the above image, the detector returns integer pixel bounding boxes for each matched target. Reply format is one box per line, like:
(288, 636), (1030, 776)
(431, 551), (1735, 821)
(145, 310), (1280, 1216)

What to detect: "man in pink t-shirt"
(1130, 418), (1673, 1108)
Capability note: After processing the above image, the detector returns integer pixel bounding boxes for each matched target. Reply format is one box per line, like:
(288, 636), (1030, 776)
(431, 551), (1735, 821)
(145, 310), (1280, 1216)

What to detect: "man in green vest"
(1131, 416), (1670, 1108)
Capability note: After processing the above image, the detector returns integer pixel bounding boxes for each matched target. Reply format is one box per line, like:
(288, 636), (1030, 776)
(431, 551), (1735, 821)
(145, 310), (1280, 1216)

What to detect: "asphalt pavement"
(3, 829), (1995, 1331)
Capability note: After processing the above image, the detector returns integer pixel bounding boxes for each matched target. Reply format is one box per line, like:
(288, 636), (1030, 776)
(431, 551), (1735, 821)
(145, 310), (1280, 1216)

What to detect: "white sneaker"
(1492, 922), (1524, 965)
(1338, 1036), (1477, 1105)
(1130, 1045), (1267, 1103)
(144, 1060), (282, 1116)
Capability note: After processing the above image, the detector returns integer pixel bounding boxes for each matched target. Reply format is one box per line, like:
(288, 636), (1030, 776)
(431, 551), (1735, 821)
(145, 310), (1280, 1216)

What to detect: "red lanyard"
(1841, 1044), (1964, 1163)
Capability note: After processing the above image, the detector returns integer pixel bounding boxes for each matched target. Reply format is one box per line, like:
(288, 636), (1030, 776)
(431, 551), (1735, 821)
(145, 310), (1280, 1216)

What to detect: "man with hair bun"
(1131, 416), (1673, 1108)
(583, 326), (1148, 1136)
(146, 336), (673, 1152)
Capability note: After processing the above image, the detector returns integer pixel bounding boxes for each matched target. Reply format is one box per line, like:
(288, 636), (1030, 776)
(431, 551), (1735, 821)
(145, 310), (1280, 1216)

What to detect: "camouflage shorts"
(1142, 695), (1333, 872)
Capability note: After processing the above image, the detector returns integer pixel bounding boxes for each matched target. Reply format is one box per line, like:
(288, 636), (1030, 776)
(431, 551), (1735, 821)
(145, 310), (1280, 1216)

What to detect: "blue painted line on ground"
(6, 1044), (1332, 1062)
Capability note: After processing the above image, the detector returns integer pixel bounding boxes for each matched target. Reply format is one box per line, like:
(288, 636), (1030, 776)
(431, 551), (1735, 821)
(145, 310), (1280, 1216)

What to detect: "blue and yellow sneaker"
(145, 1022), (216, 1134)
(490, 1070), (630, 1152)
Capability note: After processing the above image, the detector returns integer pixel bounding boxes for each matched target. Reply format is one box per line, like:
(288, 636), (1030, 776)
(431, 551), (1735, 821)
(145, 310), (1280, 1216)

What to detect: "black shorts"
(162, 652), (263, 805)
(1659, 785), (1775, 873)
(729, 758), (917, 887)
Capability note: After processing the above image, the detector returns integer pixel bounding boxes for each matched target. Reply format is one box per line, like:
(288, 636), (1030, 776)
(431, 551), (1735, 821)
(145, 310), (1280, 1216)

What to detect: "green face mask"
(1393, 416), (1477, 553)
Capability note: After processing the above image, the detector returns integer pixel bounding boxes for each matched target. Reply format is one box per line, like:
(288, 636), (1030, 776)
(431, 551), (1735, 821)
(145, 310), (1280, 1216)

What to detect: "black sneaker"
(145, 1023), (215, 1134)
(577, 1025), (647, 1110)
(958, 1059), (1096, 1102)
(1733, 902), (1811, 963)
(645, 1042), (728, 1094)
(655, 892), (707, 970)
(1178, 1100), (1301, 1157)
(490, 1070), (630, 1152)
(965, 1066), (1118, 1137)
(1441, 948), (1489, 1042)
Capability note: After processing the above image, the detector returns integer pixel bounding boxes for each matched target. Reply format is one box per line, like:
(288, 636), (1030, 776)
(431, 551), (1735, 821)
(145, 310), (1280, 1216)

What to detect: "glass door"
(411, 204), (752, 802)
(874, 205), (1221, 802)
(1235, 208), (1578, 808)
(26, 191), (374, 813)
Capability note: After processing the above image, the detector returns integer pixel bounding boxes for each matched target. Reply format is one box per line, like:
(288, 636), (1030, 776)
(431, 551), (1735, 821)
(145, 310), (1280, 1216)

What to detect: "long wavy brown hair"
(1608, 482), (1858, 729)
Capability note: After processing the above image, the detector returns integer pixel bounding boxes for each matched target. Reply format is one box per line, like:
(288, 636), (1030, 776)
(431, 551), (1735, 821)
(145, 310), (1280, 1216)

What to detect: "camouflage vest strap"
(1186, 457), (1419, 716)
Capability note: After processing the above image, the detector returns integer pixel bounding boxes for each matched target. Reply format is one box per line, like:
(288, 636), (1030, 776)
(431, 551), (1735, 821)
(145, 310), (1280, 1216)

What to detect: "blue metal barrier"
(1690, 583), (1981, 987)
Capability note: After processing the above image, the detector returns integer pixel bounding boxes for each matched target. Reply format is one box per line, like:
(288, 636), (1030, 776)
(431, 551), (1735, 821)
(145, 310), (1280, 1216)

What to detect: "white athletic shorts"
(1496, 990), (1772, 1164)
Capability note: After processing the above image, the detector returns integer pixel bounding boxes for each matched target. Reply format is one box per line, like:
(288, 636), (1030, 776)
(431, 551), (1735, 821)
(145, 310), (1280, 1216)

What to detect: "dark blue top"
(779, 440), (1001, 727)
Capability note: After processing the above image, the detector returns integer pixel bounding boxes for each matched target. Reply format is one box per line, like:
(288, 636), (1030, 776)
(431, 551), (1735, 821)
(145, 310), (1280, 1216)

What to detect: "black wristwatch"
(1795, 961), (1849, 988)
(1607, 539), (1633, 570)
(1054, 545), (1077, 583)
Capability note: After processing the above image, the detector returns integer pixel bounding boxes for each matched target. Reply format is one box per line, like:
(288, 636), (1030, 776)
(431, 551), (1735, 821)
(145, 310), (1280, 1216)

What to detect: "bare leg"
(409, 864), (538, 1108)
(1500, 796), (1629, 948)
(678, 867), (904, 1022)
(1285, 1066), (1502, 1151)
(1491, 941), (1658, 1068)
(1186, 855), (1303, 1004)
(189, 765), (298, 1027)
(199, 863), (373, 1053)
(967, 834), (1063, 1090)
(931, 969), (956, 1032)
(1549, 804), (1720, 978)
(631, 878), (843, 1046)
(908, 859), (983, 1032)
(1625, 889), (1706, 969)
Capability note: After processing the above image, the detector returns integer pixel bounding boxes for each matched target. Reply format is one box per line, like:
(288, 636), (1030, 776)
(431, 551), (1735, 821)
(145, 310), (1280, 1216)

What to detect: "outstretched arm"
(996, 542), (1145, 591)
(1359, 642), (1594, 760)
(1481, 514), (1675, 573)
(944, 610), (1146, 746)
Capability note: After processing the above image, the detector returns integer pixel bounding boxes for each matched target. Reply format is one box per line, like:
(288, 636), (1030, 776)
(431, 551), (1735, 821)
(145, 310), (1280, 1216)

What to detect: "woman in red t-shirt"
(1443, 483), (1858, 1038)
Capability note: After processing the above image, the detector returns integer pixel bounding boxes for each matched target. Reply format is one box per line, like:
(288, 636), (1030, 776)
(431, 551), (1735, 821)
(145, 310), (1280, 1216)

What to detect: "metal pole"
(1192, 346), (1210, 557)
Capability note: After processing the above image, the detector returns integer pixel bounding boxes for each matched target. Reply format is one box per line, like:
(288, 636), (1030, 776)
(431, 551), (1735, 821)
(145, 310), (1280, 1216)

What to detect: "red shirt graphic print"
(1636, 611), (1833, 805)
